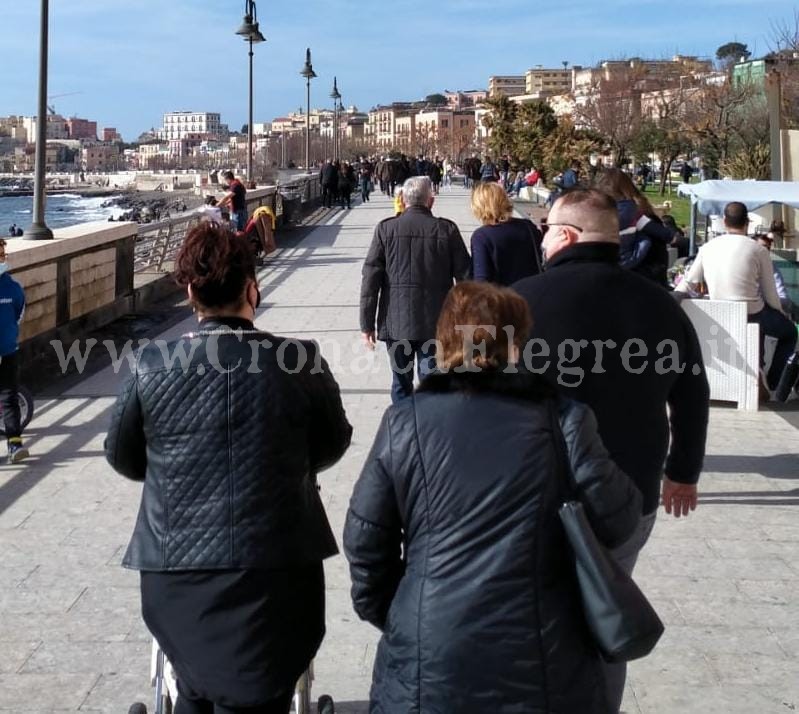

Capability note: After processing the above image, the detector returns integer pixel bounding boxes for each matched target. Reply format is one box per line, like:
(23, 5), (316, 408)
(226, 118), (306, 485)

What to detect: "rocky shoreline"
(109, 190), (204, 223)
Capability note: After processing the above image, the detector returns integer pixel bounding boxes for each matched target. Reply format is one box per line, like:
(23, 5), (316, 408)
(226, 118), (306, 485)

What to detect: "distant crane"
(46, 91), (82, 115)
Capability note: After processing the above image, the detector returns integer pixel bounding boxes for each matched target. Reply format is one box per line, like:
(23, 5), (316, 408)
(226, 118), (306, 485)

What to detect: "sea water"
(0, 193), (125, 233)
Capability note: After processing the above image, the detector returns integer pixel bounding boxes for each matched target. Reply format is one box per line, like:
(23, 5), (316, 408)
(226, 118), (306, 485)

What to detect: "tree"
(539, 117), (602, 181)
(683, 77), (758, 177)
(573, 70), (645, 167)
(482, 95), (517, 158)
(632, 85), (692, 193)
(240, 123), (249, 135)
(716, 42), (751, 68)
(424, 93), (448, 106)
(512, 102), (558, 168)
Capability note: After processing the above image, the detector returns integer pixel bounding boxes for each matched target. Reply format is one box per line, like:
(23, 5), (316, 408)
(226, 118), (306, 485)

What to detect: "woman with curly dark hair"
(106, 223), (352, 713)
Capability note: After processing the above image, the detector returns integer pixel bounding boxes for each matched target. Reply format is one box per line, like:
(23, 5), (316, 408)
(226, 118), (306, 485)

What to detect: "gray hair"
(402, 176), (433, 207)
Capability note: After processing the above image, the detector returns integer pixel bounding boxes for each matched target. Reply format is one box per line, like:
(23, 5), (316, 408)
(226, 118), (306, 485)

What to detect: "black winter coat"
(105, 316), (352, 571)
(344, 369), (642, 714)
(513, 242), (709, 514)
(360, 206), (471, 341)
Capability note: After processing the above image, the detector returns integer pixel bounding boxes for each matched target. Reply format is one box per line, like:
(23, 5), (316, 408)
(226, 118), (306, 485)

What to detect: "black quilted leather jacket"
(105, 317), (352, 571)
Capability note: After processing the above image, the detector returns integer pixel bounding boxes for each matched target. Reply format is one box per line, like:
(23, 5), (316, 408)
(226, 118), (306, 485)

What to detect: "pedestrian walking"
(360, 176), (470, 402)
(513, 189), (709, 713)
(470, 182), (542, 285)
(345, 281), (642, 713)
(0, 239), (29, 463)
(105, 223), (352, 714)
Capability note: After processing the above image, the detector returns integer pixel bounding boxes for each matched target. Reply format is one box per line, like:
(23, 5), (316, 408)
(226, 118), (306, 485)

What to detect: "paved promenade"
(0, 186), (797, 713)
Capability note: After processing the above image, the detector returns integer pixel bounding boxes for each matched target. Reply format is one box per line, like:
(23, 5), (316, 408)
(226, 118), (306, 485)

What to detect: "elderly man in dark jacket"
(360, 176), (470, 402)
(513, 188), (709, 713)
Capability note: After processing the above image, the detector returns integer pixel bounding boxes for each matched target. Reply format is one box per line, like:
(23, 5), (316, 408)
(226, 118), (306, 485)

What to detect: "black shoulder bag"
(548, 400), (664, 663)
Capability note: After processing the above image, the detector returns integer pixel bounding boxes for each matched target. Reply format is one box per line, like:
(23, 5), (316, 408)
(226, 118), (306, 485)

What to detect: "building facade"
(488, 76), (526, 98)
(159, 112), (224, 141)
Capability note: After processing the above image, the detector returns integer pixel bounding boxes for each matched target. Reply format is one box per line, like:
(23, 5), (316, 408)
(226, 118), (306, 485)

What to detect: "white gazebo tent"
(677, 180), (799, 254)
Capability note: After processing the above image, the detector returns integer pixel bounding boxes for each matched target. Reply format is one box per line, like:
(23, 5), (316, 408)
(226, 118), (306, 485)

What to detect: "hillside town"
(1, 46), (793, 184)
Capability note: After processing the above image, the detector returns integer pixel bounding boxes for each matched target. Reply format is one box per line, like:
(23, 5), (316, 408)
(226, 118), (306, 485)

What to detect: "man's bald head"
(543, 189), (620, 262)
(551, 189), (619, 237)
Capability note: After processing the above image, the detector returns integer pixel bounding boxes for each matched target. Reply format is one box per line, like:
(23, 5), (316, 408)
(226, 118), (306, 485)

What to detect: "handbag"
(548, 402), (664, 663)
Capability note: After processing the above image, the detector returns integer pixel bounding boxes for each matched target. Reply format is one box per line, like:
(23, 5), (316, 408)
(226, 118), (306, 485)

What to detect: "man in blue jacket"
(0, 239), (28, 463)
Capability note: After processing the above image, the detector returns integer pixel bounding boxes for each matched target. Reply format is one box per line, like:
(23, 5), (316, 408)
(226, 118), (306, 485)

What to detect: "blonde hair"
(471, 182), (513, 225)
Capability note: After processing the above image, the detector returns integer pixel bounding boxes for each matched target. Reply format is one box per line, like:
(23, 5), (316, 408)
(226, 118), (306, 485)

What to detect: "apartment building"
(66, 117), (97, 141)
(488, 76), (526, 98)
(367, 104), (416, 150)
(444, 90), (488, 109)
(415, 109), (476, 158)
(525, 67), (573, 95)
(22, 115), (69, 141)
(159, 111), (225, 141)
(82, 144), (120, 171)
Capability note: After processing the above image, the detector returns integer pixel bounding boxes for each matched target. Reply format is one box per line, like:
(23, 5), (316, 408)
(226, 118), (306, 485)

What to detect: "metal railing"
(133, 175), (321, 274)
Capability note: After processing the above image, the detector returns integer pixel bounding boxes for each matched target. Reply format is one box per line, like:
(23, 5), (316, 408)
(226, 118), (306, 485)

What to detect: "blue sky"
(0, 0), (795, 141)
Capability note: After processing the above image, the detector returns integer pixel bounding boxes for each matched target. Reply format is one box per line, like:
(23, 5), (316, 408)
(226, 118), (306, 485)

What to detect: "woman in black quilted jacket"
(344, 281), (643, 713)
(106, 224), (352, 714)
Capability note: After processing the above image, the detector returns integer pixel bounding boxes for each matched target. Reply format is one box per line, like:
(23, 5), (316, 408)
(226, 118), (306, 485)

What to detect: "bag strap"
(546, 398), (577, 504)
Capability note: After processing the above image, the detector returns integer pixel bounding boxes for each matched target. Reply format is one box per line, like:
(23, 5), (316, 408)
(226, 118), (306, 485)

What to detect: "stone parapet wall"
(5, 221), (137, 356)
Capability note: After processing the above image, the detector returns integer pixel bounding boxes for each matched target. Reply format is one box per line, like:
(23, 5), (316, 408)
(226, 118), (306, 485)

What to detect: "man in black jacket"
(360, 176), (470, 402)
(513, 189), (709, 713)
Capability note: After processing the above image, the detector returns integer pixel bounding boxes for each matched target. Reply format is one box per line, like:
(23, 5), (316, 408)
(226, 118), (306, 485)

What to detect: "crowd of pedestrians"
(104, 153), (799, 713)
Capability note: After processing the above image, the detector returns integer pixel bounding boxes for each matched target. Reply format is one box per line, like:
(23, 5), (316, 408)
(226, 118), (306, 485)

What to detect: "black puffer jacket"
(360, 205), (470, 341)
(106, 316), (352, 571)
(343, 370), (642, 714)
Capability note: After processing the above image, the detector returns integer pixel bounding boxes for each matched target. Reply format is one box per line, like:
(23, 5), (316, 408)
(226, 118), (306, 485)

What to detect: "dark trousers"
(321, 185), (334, 208)
(175, 680), (292, 714)
(749, 306), (798, 389)
(0, 352), (21, 439)
(386, 339), (436, 404)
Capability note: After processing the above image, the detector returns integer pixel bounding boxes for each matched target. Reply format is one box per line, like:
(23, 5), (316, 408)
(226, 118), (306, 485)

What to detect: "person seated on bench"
(676, 202), (797, 392)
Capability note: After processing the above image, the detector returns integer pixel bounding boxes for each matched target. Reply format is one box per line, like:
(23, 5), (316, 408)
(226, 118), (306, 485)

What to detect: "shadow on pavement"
(703, 453), (799, 480)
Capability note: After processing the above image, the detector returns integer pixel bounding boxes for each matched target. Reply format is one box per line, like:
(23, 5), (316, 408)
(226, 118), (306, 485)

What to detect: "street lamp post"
(330, 77), (341, 160)
(235, 0), (266, 186)
(300, 49), (317, 172)
(26, 0), (54, 240)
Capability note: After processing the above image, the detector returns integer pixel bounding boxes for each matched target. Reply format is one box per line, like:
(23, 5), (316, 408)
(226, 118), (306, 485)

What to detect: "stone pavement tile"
(18, 639), (149, 675)
(0, 586), (85, 615)
(635, 554), (794, 579)
(0, 672), (99, 711)
(735, 578), (796, 604)
(77, 672), (150, 713)
(675, 597), (797, 628)
(636, 574), (741, 601)
(706, 537), (797, 560)
(0, 609), (138, 644)
(632, 682), (798, 714)
(707, 652), (795, 686)
(651, 624), (786, 658)
(0, 641), (41, 675)
(627, 649), (719, 687)
(772, 628), (799, 657)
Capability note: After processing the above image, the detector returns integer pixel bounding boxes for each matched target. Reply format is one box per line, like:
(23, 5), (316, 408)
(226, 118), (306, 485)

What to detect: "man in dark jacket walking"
(360, 176), (470, 402)
(319, 159), (337, 208)
(513, 188), (709, 713)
